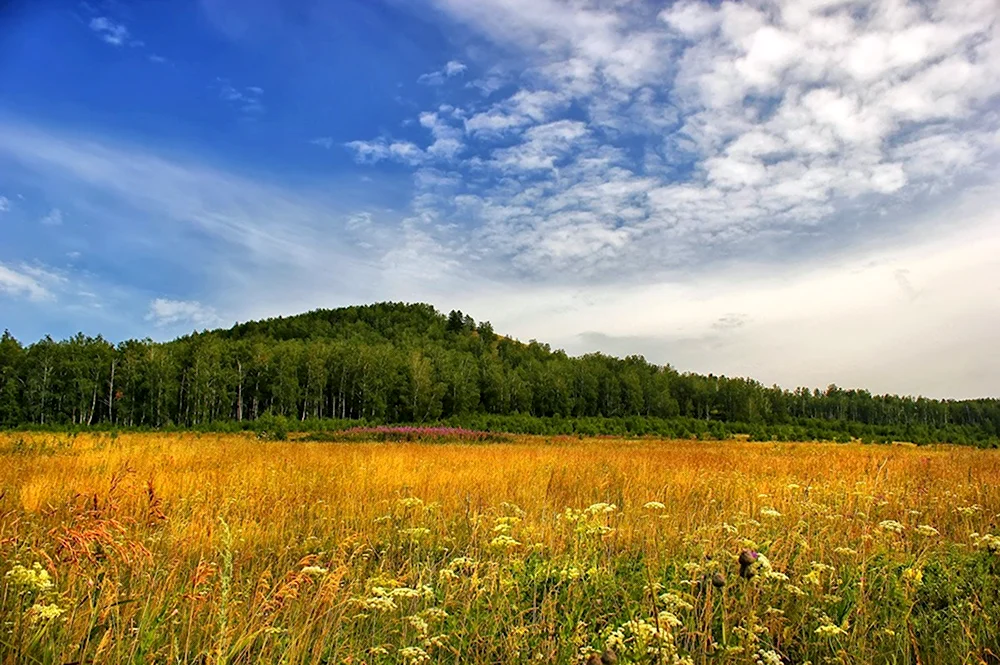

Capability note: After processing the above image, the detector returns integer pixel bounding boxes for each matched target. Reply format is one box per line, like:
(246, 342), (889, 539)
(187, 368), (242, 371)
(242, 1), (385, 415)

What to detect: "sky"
(0, 0), (998, 399)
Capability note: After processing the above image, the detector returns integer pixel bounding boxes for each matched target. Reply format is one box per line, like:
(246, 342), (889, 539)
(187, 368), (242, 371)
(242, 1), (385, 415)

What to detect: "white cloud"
(444, 60), (467, 76)
(382, 0), (1000, 280)
(217, 79), (265, 115)
(345, 138), (426, 166)
(310, 136), (334, 149)
(0, 262), (57, 301)
(89, 17), (130, 46)
(40, 208), (63, 226)
(419, 112), (464, 160)
(0, 196), (8, 212)
(451, 187), (1000, 399)
(146, 298), (222, 328)
(418, 59), (468, 85)
(0, 120), (415, 326)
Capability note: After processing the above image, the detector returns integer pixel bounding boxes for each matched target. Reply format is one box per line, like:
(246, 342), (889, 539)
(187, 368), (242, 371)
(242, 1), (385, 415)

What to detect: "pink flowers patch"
(335, 426), (503, 442)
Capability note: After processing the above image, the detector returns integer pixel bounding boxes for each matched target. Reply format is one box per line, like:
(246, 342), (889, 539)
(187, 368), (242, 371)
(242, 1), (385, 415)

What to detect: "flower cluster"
(5, 562), (55, 594)
(335, 426), (504, 442)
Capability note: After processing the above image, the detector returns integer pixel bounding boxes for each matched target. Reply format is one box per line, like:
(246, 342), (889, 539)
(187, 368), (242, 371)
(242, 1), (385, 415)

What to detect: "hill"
(1, 302), (998, 445)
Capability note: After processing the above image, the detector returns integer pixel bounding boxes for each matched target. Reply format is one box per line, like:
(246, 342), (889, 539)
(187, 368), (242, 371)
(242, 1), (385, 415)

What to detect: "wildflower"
(878, 520), (905, 534)
(658, 592), (694, 613)
(490, 534), (521, 549)
(915, 524), (939, 537)
(756, 649), (783, 665)
(421, 607), (449, 621)
(398, 497), (425, 509)
(585, 503), (617, 515)
(976, 533), (1000, 553)
(815, 617), (847, 638)
(406, 614), (430, 637)
(834, 547), (858, 557)
(643, 501), (666, 510)
(902, 567), (923, 586)
(739, 550), (774, 579)
(762, 570), (789, 583)
(760, 507), (782, 519)
(785, 584), (807, 597)
(656, 610), (682, 627)
(449, 556), (476, 570)
(424, 634), (449, 649)
(5, 563), (54, 593)
(300, 566), (328, 577)
(389, 585), (434, 599)
(28, 603), (64, 622)
(355, 594), (397, 612)
(559, 566), (583, 581)
(683, 562), (704, 577)
(400, 527), (431, 540)
(399, 646), (430, 664)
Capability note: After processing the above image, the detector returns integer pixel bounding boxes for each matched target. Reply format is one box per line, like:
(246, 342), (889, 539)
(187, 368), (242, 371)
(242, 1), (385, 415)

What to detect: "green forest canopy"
(1, 302), (997, 446)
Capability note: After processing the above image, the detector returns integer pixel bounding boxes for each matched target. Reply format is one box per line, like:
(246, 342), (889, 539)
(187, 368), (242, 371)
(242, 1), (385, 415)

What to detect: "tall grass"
(1, 432), (998, 664)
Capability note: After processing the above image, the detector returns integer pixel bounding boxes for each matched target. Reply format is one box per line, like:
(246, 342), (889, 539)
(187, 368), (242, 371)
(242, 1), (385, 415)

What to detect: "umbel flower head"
(5, 562), (54, 594)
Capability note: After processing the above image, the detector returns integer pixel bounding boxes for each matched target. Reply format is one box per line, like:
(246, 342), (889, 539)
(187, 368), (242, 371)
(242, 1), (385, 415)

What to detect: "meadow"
(1, 432), (999, 665)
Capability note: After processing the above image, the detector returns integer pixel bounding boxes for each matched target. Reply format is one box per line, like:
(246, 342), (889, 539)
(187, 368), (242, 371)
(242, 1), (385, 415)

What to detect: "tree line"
(1, 302), (997, 445)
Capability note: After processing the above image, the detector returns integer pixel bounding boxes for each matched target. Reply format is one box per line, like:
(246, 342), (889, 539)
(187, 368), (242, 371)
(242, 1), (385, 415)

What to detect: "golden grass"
(2, 432), (999, 665)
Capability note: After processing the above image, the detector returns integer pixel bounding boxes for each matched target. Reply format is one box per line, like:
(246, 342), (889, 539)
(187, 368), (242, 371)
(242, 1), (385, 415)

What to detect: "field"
(2, 433), (999, 665)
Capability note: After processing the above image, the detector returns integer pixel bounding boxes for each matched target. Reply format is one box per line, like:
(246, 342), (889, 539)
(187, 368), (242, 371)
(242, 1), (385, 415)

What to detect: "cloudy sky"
(1, 0), (998, 398)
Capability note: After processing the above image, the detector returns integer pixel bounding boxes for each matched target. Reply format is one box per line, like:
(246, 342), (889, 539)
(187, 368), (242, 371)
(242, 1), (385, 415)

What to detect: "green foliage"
(0, 305), (998, 446)
(254, 413), (289, 440)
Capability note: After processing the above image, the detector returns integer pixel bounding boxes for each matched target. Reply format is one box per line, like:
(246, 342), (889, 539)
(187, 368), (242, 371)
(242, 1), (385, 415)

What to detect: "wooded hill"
(1, 302), (997, 445)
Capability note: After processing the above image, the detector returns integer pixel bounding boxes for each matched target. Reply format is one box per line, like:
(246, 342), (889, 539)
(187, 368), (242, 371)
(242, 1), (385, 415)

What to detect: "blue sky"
(1, 0), (999, 398)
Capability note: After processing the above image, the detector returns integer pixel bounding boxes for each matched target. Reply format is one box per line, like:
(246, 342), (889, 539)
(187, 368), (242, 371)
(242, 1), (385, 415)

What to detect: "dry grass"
(1, 432), (999, 665)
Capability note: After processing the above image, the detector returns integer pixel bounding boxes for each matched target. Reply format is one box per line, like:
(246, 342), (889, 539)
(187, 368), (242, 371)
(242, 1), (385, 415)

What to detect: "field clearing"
(2, 433), (999, 665)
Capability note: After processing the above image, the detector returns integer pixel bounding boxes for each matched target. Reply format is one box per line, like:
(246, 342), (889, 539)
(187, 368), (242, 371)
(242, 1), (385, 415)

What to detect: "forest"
(1, 302), (998, 445)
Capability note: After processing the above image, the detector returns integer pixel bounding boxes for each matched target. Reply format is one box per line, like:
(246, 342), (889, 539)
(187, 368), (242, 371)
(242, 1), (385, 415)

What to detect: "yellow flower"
(28, 602), (64, 622)
(878, 520), (905, 534)
(5, 562), (54, 593)
(902, 567), (923, 586)
(490, 534), (521, 549)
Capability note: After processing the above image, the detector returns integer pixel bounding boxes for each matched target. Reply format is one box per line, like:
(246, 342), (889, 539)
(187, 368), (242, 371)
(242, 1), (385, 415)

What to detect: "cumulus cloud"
(349, 0), (1000, 279)
(328, 0), (1000, 396)
(146, 298), (222, 328)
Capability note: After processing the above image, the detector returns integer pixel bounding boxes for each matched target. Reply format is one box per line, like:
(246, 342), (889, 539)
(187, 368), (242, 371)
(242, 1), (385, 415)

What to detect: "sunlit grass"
(1, 432), (998, 664)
